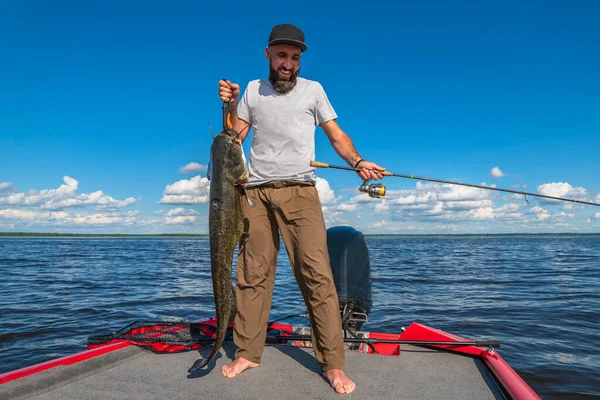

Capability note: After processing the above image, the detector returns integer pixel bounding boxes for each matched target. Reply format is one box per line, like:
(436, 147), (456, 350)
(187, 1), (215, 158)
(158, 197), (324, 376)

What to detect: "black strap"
(353, 159), (364, 169)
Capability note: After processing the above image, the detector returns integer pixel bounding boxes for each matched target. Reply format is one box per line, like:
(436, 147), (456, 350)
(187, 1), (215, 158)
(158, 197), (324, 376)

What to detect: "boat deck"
(2, 341), (507, 400)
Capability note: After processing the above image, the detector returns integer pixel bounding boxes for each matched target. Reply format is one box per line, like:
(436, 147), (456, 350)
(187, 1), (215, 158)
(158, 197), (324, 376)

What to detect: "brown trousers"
(233, 182), (345, 372)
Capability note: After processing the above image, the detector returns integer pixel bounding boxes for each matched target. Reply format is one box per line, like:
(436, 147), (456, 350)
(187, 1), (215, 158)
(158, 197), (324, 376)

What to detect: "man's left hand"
(355, 161), (386, 181)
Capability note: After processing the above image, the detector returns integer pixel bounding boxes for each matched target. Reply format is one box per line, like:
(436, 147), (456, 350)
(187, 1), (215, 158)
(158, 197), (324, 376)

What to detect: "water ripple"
(0, 236), (599, 398)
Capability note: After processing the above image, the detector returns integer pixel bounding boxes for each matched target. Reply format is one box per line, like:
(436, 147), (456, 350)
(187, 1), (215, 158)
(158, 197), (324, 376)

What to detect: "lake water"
(1, 236), (599, 398)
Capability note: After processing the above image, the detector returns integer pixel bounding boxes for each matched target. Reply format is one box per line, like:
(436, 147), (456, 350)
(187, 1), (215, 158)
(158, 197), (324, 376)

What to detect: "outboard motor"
(326, 226), (372, 336)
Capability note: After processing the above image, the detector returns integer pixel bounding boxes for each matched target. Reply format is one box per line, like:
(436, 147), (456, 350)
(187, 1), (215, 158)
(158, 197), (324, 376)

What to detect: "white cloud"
(335, 203), (357, 212)
(374, 201), (390, 213)
(432, 224), (460, 231)
(494, 203), (526, 221)
(469, 207), (495, 220)
(319, 180), (502, 227)
(164, 208), (199, 224)
(166, 208), (199, 217)
(344, 181), (491, 216)
(425, 201), (444, 216)
(180, 162), (207, 174)
(444, 200), (494, 211)
(554, 212), (575, 220)
(0, 182), (12, 192)
(596, 194), (600, 204)
(593, 212), (600, 220)
(315, 177), (336, 204)
(321, 176), (599, 231)
(0, 208), (146, 226)
(372, 220), (387, 228)
(435, 183), (490, 201)
(320, 205), (351, 228)
(537, 182), (588, 204)
(393, 192), (437, 205)
(159, 176), (210, 204)
(325, 173), (600, 233)
(349, 192), (379, 204)
(531, 206), (550, 220)
(0, 177), (135, 210)
(165, 215), (197, 225)
(490, 167), (506, 178)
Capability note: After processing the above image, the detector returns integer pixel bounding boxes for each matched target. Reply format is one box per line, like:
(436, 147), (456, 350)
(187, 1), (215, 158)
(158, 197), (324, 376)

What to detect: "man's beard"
(268, 60), (299, 94)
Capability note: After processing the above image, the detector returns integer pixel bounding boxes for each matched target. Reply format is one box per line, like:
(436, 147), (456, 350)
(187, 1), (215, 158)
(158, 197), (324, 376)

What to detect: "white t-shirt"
(237, 77), (337, 187)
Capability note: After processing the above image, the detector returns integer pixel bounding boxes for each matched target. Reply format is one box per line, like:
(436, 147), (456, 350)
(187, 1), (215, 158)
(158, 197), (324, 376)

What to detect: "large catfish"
(189, 101), (249, 372)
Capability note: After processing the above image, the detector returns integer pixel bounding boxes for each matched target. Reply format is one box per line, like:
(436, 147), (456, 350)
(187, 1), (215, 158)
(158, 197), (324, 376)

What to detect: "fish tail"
(188, 299), (234, 373)
(188, 350), (214, 373)
(188, 328), (225, 373)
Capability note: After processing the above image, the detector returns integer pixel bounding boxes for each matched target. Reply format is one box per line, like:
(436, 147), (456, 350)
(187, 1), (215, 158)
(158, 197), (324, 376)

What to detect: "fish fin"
(207, 145), (213, 181)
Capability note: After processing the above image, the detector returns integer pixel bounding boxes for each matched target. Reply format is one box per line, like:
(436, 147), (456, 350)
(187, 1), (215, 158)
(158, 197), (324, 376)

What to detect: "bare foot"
(324, 369), (356, 394)
(221, 357), (259, 379)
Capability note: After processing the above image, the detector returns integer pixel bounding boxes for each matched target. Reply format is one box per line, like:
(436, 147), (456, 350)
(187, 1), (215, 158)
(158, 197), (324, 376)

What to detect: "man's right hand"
(219, 79), (240, 111)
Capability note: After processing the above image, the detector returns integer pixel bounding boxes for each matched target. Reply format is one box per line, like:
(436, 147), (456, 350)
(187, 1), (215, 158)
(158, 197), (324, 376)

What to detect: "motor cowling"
(326, 226), (372, 332)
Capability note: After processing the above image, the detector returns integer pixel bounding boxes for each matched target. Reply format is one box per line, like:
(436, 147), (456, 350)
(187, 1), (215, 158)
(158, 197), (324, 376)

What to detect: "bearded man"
(217, 23), (385, 395)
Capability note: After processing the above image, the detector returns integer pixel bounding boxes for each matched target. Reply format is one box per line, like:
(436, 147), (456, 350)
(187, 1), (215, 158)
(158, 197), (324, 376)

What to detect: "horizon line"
(1, 232), (599, 237)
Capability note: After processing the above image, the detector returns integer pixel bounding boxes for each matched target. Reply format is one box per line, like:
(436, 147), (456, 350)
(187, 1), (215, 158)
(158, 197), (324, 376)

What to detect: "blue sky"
(1, 0), (599, 234)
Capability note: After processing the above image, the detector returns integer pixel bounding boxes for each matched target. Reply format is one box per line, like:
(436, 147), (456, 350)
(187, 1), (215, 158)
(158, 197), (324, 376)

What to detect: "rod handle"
(311, 161), (330, 168)
(222, 78), (233, 130)
(222, 102), (231, 130)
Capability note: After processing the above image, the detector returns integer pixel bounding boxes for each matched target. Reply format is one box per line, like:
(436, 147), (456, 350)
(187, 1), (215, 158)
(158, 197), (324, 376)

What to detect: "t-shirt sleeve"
(237, 84), (252, 124)
(314, 83), (338, 125)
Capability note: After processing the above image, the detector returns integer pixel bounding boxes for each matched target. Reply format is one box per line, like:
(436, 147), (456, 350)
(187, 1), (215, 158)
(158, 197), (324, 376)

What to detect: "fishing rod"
(310, 161), (600, 207)
(265, 334), (500, 349)
(188, 334), (500, 349)
(189, 321), (500, 348)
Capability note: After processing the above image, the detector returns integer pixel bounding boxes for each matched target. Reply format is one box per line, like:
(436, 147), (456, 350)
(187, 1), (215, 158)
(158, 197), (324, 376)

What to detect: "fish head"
(212, 129), (248, 185)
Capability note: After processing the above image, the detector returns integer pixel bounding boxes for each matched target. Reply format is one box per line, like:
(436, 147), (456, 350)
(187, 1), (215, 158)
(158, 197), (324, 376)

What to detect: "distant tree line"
(0, 232), (209, 237)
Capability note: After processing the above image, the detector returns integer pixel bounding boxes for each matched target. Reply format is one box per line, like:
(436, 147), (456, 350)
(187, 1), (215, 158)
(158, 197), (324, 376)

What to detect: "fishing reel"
(359, 180), (386, 198)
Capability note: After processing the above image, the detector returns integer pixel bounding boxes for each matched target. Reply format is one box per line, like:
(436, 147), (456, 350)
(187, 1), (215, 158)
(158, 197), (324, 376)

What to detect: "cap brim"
(268, 38), (307, 52)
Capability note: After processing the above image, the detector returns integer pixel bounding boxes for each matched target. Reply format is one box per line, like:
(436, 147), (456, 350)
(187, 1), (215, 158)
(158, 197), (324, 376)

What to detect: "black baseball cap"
(268, 24), (307, 52)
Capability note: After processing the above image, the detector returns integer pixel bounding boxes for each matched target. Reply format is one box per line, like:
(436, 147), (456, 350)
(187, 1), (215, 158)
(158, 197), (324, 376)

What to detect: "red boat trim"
(400, 322), (539, 400)
(400, 322), (482, 356)
(87, 338), (203, 353)
(366, 332), (401, 356)
(0, 319), (541, 400)
(482, 350), (541, 400)
(0, 341), (131, 385)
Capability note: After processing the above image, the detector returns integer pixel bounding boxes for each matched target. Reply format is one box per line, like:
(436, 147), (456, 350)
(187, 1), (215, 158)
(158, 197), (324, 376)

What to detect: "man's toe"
(345, 382), (356, 393)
